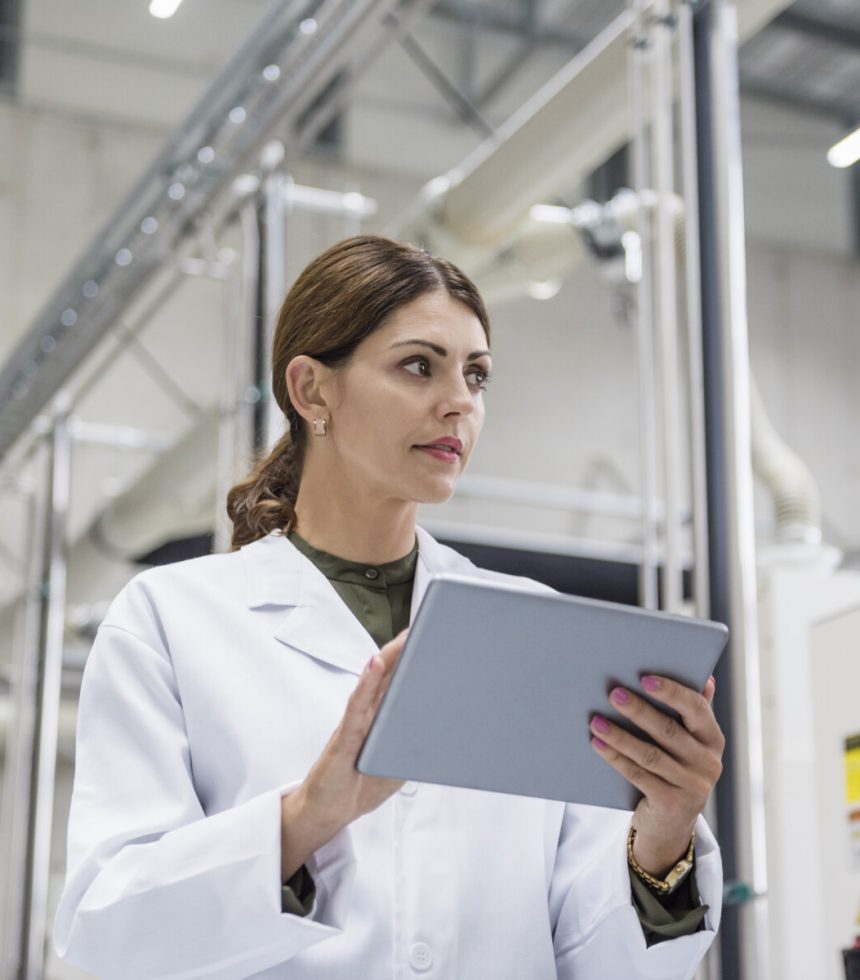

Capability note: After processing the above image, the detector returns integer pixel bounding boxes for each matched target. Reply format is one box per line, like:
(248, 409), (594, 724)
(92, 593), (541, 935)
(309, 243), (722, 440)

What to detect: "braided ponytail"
(226, 430), (302, 550)
(225, 234), (490, 551)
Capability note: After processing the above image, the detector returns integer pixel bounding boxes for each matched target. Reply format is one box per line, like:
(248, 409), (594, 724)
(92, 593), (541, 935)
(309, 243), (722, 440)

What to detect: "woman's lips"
(415, 446), (460, 463)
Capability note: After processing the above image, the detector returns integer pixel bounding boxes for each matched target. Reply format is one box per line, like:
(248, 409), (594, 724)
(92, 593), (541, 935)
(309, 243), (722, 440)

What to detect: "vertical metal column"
(213, 202), (261, 554)
(0, 450), (48, 980)
(651, 0), (685, 614)
(630, 1), (660, 612)
(710, 4), (769, 977)
(678, 0), (711, 623)
(261, 165), (288, 453)
(694, 1), (769, 978)
(3, 397), (73, 980)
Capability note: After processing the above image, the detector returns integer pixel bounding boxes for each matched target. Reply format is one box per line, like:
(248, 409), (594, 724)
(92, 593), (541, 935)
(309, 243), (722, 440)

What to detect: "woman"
(54, 235), (724, 979)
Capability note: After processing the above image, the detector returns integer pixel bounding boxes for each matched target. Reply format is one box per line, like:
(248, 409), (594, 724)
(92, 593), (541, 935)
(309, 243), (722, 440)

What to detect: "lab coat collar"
(239, 526), (447, 676)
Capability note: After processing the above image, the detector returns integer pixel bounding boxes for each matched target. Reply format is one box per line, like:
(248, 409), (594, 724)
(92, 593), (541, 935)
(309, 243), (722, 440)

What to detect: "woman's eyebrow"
(389, 339), (491, 361)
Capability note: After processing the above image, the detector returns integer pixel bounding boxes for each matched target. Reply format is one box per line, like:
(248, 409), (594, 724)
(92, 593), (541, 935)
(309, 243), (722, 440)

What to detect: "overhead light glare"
(529, 204), (572, 225)
(827, 125), (860, 169)
(527, 278), (562, 301)
(149, 0), (185, 19)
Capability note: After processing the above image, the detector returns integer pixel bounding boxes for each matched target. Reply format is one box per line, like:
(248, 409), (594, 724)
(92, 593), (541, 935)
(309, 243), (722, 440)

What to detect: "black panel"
(134, 532), (214, 566)
(133, 530), (692, 611)
(437, 538), (693, 607)
(0, 0), (21, 95)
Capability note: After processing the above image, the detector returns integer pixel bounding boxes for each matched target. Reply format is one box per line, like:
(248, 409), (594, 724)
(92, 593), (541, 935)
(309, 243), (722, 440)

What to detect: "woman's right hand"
(279, 630), (408, 881)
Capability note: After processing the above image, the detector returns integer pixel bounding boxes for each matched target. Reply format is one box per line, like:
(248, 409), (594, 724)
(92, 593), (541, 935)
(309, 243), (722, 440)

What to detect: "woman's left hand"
(589, 674), (725, 876)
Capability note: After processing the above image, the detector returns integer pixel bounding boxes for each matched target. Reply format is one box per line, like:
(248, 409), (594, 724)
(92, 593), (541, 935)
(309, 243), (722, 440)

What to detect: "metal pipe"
(22, 397), (72, 979)
(629, 2), (660, 611)
(436, 10), (635, 246)
(261, 167), (288, 452)
(284, 180), (377, 219)
(0, 455), (47, 980)
(214, 201), (260, 553)
(695, 2), (770, 977)
(678, 0), (712, 621)
(455, 473), (688, 523)
(710, 4), (769, 976)
(652, 0), (685, 613)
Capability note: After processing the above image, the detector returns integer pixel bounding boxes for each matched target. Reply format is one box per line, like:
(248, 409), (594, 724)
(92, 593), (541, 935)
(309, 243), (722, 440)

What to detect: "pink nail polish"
(591, 736), (607, 750)
(611, 687), (630, 705)
(641, 675), (661, 692)
(592, 714), (610, 733)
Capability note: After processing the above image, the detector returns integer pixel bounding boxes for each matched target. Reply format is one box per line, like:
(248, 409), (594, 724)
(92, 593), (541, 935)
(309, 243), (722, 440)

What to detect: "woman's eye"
(467, 368), (491, 390)
(403, 358), (431, 377)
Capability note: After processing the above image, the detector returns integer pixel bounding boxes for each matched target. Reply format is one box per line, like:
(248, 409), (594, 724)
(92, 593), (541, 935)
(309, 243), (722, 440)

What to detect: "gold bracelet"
(627, 826), (696, 896)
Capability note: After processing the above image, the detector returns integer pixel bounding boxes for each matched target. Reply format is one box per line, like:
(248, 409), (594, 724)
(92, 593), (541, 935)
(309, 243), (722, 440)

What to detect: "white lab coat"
(54, 527), (722, 980)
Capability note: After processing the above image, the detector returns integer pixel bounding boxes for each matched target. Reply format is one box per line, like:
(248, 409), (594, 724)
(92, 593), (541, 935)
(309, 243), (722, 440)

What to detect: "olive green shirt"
(280, 532), (708, 944)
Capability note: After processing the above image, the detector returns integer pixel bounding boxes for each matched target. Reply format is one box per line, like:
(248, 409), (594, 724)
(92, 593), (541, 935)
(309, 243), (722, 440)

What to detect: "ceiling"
(3, 0), (857, 133)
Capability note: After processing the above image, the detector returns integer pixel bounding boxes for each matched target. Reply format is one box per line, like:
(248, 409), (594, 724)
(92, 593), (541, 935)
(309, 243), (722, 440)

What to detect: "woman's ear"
(285, 355), (332, 427)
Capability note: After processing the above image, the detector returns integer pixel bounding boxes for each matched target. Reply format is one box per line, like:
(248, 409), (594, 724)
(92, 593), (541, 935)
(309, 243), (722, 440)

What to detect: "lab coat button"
(409, 942), (433, 971)
(364, 568), (379, 580)
(400, 781), (418, 796)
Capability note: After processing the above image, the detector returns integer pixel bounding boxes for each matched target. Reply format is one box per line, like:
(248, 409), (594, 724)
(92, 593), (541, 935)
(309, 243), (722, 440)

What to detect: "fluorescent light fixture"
(827, 125), (860, 169)
(149, 0), (185, 19)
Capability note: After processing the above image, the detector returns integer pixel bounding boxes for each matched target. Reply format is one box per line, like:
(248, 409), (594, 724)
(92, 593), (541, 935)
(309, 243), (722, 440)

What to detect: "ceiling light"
(826, 125), (860, 169)
(149, 0), (185, 19)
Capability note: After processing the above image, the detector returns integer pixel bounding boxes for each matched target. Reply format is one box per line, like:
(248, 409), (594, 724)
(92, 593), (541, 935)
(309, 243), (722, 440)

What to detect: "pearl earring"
(313, 418), (327, 436)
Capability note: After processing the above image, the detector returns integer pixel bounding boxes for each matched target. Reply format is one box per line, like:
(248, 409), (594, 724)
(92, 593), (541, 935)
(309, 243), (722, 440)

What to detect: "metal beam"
(774, 8), (860, 52)
(740, 75), (860, 123)
(432, 0), (587, 50)
(386, 8), (495, 137)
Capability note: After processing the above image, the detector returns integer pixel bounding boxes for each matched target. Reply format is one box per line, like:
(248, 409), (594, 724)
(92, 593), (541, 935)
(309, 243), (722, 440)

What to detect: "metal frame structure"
(0, 0), (418, 461)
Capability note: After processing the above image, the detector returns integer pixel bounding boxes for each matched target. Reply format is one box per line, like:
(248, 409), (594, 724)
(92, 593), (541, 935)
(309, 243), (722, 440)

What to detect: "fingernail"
(611, 687), (630, 705)
(641, 675), (661, 691)
(591, 714), (610, 733)
(364, 655), (378, 674)
(591, 736), (607, 750)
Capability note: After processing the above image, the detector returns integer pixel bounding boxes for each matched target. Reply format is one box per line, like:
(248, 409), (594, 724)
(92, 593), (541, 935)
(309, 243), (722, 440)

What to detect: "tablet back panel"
(357, 574), (728, 810)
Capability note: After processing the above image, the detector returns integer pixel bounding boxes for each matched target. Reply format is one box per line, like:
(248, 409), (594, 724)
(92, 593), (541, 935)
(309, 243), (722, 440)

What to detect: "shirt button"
(400, 781), (418, 796)
(409, 942), (433, 972)
(364, 568), (379, 580)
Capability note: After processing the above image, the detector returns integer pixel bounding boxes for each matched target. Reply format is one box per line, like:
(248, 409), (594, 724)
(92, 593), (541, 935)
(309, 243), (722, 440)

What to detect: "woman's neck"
(293, 473), (418, 565)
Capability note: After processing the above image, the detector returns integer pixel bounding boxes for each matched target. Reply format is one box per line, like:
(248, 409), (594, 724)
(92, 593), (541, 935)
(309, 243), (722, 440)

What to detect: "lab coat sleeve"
(53, 622), (357, 980)
(550, 805), (722, 980)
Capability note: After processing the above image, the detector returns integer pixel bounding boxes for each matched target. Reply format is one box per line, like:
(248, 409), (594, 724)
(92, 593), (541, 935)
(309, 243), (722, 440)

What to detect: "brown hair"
(226, 234), (490, 549)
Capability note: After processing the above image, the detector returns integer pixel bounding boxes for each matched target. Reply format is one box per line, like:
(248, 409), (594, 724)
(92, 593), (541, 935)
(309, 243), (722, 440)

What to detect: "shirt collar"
(287, 531), (418, 587)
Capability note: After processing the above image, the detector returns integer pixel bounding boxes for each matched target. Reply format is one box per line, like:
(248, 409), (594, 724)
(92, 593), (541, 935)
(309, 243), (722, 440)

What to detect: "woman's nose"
(439, 374), (475, 417)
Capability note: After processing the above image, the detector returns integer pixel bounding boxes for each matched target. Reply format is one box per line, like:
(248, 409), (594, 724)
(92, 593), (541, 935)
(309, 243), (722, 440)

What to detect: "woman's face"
(320, 289), (492, 506)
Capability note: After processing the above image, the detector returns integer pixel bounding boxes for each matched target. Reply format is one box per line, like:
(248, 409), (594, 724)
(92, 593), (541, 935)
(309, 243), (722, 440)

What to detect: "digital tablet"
(357, 573), (729, 810)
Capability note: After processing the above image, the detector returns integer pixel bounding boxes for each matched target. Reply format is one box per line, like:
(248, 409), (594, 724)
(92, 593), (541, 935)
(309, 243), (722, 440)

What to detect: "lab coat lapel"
(242, 527), (458, 675)
(410, 525), (459, 623)
(241, 532), (376, 675)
